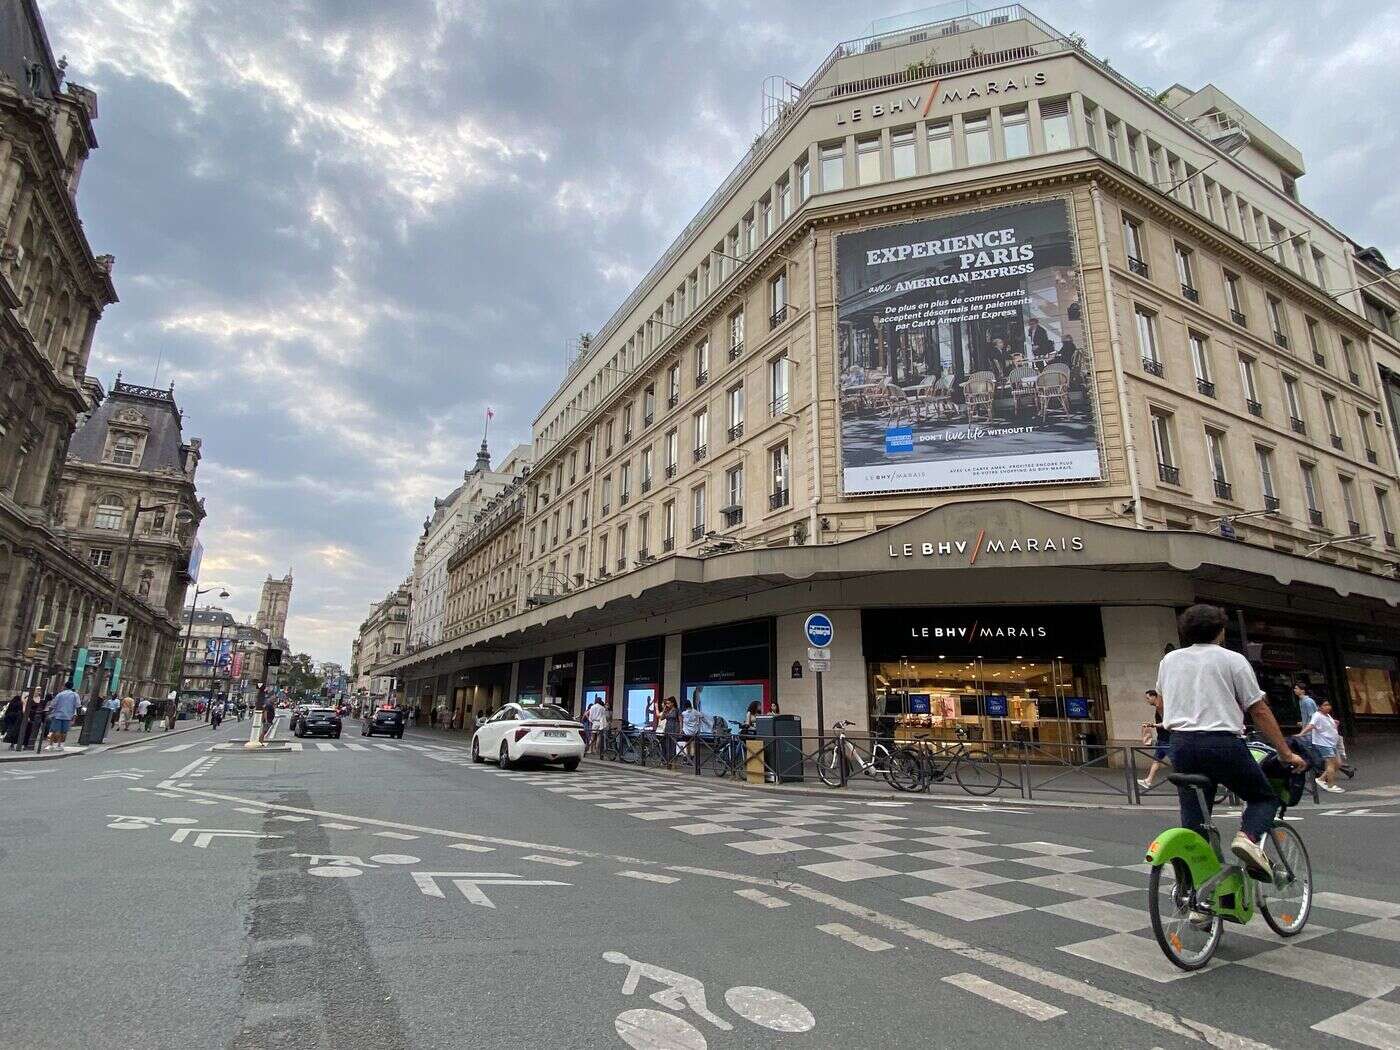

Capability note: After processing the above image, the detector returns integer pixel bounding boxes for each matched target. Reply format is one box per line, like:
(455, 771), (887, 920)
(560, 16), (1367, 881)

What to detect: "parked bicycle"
(1145, 744), (1313, 971)
(709, 720), (748, 778)
(815, 721), (923, 790)
(905, 726), (1005, 797)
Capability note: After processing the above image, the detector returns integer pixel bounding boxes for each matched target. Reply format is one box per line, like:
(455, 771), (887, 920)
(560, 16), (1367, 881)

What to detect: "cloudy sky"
(43, 0), (1400, 662)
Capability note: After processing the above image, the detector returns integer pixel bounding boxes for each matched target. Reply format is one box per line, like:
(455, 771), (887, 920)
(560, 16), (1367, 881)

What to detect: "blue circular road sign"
(804, 613), (834, 649)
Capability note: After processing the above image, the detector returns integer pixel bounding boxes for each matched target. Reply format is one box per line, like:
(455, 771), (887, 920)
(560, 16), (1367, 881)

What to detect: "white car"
(471, 703), (584, 770)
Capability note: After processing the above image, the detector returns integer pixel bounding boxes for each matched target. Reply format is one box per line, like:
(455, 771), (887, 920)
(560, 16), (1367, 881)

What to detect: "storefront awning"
(376, 500), (1400, 677)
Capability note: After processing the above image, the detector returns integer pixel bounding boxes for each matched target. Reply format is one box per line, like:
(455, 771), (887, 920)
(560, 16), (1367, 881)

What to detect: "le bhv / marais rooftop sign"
(887, 526), (1085, 564)
(833, 70), (1050, 127)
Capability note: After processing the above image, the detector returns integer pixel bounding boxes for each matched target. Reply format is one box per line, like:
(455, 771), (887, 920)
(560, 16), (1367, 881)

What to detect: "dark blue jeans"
(1168, 731), (1278, 842)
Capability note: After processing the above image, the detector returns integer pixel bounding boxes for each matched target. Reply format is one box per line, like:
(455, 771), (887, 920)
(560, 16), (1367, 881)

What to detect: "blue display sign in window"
(908, 694), (931, 714)
(984, 695), (1008, 717)
(1065, 697), (1090, 719)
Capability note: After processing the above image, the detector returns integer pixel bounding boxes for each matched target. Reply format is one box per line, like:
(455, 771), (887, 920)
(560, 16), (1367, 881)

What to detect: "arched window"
(93, 495), (124, 531)
(109, 434), (138, 465)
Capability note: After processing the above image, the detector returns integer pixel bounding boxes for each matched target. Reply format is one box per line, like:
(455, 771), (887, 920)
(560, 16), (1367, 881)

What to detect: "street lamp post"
(173, 583), (229, 729)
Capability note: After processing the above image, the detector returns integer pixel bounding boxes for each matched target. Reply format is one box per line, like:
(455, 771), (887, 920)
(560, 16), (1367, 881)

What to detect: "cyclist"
(1156, 604), (1306, 882)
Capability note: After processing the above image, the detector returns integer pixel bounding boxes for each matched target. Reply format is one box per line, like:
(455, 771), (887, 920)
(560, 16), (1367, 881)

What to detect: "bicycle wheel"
(816, 742), (844, 787)
(1148, 859), (1222, 971)
(617, 735), (638, 764)
(1259, 824), (1313, 936)
(954, 754), (1002, 796)
(884, 748), (925, 792)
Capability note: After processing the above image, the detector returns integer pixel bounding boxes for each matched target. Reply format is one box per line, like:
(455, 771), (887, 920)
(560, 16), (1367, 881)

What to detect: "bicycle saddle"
(1167, 773), (1213, 790)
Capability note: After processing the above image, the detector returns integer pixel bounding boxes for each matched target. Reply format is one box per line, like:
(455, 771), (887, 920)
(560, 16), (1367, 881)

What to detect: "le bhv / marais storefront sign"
(833, 70), (1049, 127)
(887, 527), (1085, 563)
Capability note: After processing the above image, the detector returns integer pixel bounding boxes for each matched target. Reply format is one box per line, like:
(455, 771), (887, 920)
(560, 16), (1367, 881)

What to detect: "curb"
(0, 720), (207, 763)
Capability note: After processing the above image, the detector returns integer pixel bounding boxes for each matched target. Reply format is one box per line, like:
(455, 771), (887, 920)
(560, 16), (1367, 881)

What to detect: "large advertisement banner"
(836, 198), (1101, 494)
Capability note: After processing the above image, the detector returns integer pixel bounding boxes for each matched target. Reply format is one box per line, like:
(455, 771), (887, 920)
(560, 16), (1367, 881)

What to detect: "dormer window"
(108, 432), (140, 466)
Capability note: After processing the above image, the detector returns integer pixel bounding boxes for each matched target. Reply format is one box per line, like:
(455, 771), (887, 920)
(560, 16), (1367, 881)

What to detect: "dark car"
(293, 705), (342, 738)
(362, 706), (405, 739)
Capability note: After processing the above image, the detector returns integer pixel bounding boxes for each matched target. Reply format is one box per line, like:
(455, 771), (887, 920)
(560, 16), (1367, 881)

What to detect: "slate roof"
(69, 380), (190, 473)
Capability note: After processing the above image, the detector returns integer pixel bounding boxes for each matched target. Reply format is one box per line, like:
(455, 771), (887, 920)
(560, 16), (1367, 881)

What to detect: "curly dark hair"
(1178, 603), (1228, 645)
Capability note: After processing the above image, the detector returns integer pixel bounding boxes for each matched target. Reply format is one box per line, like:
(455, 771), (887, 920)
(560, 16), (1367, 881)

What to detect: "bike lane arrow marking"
(411, 871), (569, 908)
(170, 828), (282, 848)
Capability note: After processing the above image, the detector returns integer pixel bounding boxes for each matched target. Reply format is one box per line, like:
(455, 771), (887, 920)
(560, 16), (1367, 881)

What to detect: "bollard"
(244, 711), (265, 749)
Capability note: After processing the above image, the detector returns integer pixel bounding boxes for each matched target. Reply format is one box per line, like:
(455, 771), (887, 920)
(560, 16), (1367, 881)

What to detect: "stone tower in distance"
(255, 571), (293, 642)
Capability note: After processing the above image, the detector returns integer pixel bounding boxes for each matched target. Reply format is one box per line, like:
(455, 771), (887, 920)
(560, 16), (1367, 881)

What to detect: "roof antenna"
(152, 346), (164, 386)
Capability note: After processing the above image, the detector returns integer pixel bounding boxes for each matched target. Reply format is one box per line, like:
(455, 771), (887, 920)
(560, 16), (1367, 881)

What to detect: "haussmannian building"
(379, 5), (1400, 747)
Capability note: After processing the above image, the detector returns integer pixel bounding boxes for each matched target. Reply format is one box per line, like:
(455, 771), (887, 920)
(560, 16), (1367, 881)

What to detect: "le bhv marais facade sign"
(887, 526), (1085, 563)
(833, 69), (1049, 127)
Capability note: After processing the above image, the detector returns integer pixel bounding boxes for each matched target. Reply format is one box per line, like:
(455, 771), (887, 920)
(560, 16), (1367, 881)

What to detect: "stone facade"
(443, 463), (530, 639)
(352, 579), (410, 700)
(254, 571), (292, 650)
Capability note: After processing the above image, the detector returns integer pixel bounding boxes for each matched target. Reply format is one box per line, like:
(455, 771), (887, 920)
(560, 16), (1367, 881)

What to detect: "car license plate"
(543, 730), (568, 738)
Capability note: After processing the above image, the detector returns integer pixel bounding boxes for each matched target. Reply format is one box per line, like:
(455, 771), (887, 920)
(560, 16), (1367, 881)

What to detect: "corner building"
(385, 6), (1400, 744)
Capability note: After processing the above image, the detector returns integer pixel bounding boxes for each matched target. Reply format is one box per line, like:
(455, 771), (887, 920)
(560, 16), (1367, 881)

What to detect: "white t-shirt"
(586, 703), (608, 729)
(137, 699), (150, 716)
(1307, 710), (1340, 749)
(1156, 643), (1264, 735)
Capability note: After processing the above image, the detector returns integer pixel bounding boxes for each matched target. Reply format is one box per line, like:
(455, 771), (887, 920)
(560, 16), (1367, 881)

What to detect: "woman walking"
(1137, 688), (1170, 792)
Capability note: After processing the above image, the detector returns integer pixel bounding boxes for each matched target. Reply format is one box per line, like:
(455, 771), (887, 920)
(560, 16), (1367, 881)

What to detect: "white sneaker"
(1136, 778), (1153, 791)
(1323, 784), (1345, 793)
(1230, 832), (1273, 882)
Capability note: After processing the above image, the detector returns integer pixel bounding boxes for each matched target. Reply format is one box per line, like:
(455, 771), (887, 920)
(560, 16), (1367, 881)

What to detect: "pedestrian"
(742, 700), (762, 735)
(210, 702), (223, 730)
(1293, 682), (1318, 726)
(586, 694), (609, 755)
(2, 695), (21, 746)
(1137, 688), (1171, 792)
(46, 684), (81, 751)
(104, 694), (121, 731)
(680, 696), (704, 743)
(659, 696), (680, 766)
(119, 694), (134, 731)
(1299, 700), (1345, 792)
(138, 697), (154, 732)
(429, 706), (438, 728)
(258, 694), (278, 743)
(23, 694), (47, 748)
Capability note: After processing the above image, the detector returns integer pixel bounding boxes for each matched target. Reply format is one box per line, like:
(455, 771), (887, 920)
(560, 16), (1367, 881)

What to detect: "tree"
(281, 652), (324, 699)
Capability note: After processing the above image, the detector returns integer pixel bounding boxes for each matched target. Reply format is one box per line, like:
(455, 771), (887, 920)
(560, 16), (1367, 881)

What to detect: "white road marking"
(170, 828), (280, 848)
(1313, 892), (1400, 919)
(272, 814), (311, 822)
(315, 742), (336, 752)
(617, 870), (679, 884)
(521, 853), (580, 867)
(161, 743), (196, 752)
(373, 744), (396, 751)
(816, 923), (894, 952)
(235, 806), (264, 815)
(169, 757), (210, 779)
(615, 1009), (707, 1050)
(448, 843), (494, 853)
(723, 986), (815, 1032)
(374, 831), (418, 841)
(1312, 998), (1400, 1049)
(735, 888), (789, 909)
(942, 973), (1066, 1021)
(411, 871), (570, 908)
(340, 741), (369, 751)
(319, 822), (360, 830)
(1238, 947), (1400, 998)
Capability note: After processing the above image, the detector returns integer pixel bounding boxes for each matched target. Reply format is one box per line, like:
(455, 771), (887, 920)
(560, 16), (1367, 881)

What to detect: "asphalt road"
(2, 719), (1398, 1050)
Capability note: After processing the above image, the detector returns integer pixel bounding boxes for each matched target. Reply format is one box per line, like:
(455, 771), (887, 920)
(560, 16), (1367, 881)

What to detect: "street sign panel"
(92, 614), (129, 642)
(804, 613), (834, 649)
(807, 659), (831, 673)
(807, 647), (831, 661)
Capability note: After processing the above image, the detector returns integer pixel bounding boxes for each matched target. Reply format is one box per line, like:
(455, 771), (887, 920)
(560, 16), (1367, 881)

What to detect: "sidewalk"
(0, 718), (207, 763)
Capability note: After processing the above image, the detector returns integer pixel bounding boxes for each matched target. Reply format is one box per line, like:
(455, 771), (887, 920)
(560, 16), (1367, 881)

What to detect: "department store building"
(382, 5), (1400, 745)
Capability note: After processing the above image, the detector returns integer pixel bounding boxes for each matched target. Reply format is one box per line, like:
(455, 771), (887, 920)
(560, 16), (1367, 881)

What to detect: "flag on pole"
(486, 407), (495, 420)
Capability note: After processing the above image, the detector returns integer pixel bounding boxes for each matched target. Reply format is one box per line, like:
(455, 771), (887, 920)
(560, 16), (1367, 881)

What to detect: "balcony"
(1330, 435), (1344, 451)
(690, 525), (704, 541)
(616, 557), (627, 571)
(637, 549), (651, 561)
(728, 422), (744, 442)
(1348, 520), (1363, 537)
(770, 304), (791, 328)
(620, 491), (630, 506)
(1386, 531), (1396, 548)
(1181, 284), (1199, 303)
(1264, 495), (1281, 512)
(605, 444), (613, 457)
(1158, 462), (1181, 485)
(643, 413), (654, 427)
(623, 428), (633, 443)
(1273, 331), (1290, 350)
(580, 517), (588, 529)
(641, 478), (652, 493)
(1349, 371), (1361, 386)
(729, 341), (743, 362)
(667, 394), (679, 409)
(721, 506), (744, 527)
(1367, 449), (1378, 465)
(769, 488), (790, 510)
(769, 394), (790, 416)
(564, 528), (573, 539)
(1308, 508), (1325, 529)
(1313, 352), (1326, 367)
(1246, 399), (1263, 417)
(695, 370), (709, 386)
(1142, 357), (1164, 378)
(1196, 378), (1216, 398)
(601, 503), (610, 516)
(1213, 479), (1233, 501)
(665, 463), (677, 479)
(1127, 256), (1149, 278)
(1290, 417), (1307, 435)
(693, 444), (708, 462)
(1230, 309), (1247, 327)
(663, 537), (675, 552)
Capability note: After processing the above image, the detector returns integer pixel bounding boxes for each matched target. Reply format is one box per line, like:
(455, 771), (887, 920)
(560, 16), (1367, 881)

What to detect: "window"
(617, 522), (628, 567)
(599, 475), (611, 514)
(769, 353), (791, 414)
(637, 512), (649, 555)
(1239, 355), (1261, 415)
(1342, 338), (1360, 385)
(93, 495), (124, 531)
(891, 128), (915, 178)
(1363, 295), (1399, 338)
(1311, 249), (1329, 289)
(1283, 375), (1305, 432)
(1135, 306), (1162, 374)
(108, 434), (138, 466)
(1148, 143), (1163, 186)
(622, 402), (634, 440)
(1126, 128), (1142, 175)
(1306, 319), (1326, 367)
(604, 419), (615, 455)
(856, 135), (881, 184)
(565, 500), (575, 535)
(769, 442), (791, 508)
(583, 437), (593, 471)
(694, 339), (709, 384)
(760, 197), (772, 238)
(1001, 106), (1029, 159)
(964, 114), (991, 165)
(619, 462), (631, 503)
(1224, 271), (1245, 324)
(1340, 476), (1361, 535)
(1039, 99), (1071, 152)
(693, 408), (708, 459)
(796, 157), (810, 201)
(727, 384), (744, 440)
(1360, 410), (1377, 463)
(777, 177), (791, 220)
(769, 270), (789, 326)
(723, 465), (744, 526)
(1376, 489), (1395, 546)
(1122, 215), (1147, 276)
(1256, 446), (1279, 510)
(820, 143), (844, 191)
(1268, 296), (1289, 347)
(1301, 461), (1322, 526)
(1082, 102), (1099, 151)
(1105, 116), (1121, 163)
(691, 484), (706, 538)
(1175, 244), (1197, 300)
(1322, 394), (1342, 449)
(663, 500), (676, 550)
(88, 547), (113, 568)
(667, 363), (680, 405)
(643, 387), (655, 425)
(927, 120), (953, 172)
(1189, 332), (1213, 395)
(641, 446), (654, 487)
(1150, 409), (1178, 483)
(665, 429), (678, 475)
(728, 310), (745, 357)
(1205, 428), (1231, 499)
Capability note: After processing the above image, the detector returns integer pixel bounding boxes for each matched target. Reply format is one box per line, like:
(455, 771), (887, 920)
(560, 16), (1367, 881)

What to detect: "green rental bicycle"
(1145, 754), (1313, 971)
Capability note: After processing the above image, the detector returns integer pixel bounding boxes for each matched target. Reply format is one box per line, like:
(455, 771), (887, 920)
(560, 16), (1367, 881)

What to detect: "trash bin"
(78, 706), (112, 746)
(756, 714), (804, 783)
